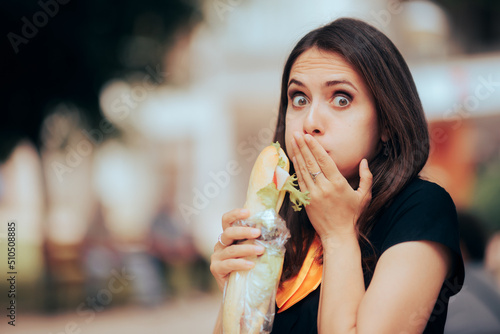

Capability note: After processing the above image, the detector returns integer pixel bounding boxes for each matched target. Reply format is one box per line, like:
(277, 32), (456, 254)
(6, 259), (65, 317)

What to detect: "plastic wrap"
(222, 209), (290, 334)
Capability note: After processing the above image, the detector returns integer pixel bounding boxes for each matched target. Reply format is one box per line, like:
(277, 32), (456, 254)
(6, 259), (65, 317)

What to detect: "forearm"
(318, 234), (365, 334)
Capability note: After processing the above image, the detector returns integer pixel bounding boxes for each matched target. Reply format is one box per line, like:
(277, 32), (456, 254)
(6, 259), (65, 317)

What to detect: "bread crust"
(223, 143), (290, 333)
(244, 145), (289, 216)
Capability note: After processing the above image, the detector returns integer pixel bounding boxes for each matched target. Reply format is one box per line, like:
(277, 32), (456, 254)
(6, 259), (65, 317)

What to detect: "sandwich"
(222, 142), (310, 334)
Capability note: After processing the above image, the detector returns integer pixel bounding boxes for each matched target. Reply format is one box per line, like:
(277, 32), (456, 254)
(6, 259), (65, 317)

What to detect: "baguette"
(222, 142), (309, 334)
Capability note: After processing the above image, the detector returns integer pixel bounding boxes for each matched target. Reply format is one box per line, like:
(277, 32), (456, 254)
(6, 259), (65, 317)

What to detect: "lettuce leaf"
(257, 182), (279, 210)
(258, 142), (310, 212)
(277, 157), (286, 168)
(281, 174), (310, 211)
(269, 141), (287, 168)
(257, 175), (310, 212)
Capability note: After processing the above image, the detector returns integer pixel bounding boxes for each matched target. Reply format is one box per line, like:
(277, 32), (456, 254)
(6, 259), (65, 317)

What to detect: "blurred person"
(444, 212), (500, 334)
(40, 108), (96, 311)
(149, 197), (212, 297)
(81, 203), (123, 307)
(93, 139), (163, 306)
(211, 18), (464, 333)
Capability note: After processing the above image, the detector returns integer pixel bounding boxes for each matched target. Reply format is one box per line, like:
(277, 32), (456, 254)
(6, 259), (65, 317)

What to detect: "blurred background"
(1, 0), (500, 333)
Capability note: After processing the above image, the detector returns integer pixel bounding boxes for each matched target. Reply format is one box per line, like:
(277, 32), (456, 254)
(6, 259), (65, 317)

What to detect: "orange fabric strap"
(276, 236), (323, 313)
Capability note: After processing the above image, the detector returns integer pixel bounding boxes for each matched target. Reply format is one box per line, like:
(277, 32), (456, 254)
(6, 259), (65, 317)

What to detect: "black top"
(271, 177), (465, 334)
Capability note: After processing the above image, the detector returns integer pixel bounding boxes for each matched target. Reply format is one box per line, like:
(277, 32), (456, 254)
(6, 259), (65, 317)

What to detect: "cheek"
(333, 114), (379, 178)
(284, 130), (294, 159)
(284, 113), (300, 158)
(350, 108), (379, 151)
(332, 152), (359, 180)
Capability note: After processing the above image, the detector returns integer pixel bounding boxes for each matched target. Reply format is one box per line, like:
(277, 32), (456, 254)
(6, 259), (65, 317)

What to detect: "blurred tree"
(471, 160), (500, 231)
(0, 0), (201, 162)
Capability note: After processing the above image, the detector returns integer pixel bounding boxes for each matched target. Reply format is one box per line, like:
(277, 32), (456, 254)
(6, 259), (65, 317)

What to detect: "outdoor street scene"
(1, 1), (500, 333)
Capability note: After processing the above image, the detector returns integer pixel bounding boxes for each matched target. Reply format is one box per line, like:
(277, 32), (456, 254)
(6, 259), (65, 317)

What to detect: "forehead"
(289, 47), (360, 82)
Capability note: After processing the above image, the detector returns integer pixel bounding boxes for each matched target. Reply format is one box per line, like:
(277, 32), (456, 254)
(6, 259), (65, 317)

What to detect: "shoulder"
(381, 178), (457, 230)
(392, 177), (455, 214)
(369, 177), (464, 296)
(373, 177), (460, 255)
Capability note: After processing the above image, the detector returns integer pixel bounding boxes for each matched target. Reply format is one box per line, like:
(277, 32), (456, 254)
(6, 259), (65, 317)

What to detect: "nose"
(302, 103), (325, 135)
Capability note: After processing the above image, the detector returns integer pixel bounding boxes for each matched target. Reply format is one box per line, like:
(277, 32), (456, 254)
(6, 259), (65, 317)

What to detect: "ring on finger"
(309, 170), (322, 181)
(218, 233), (229, 247)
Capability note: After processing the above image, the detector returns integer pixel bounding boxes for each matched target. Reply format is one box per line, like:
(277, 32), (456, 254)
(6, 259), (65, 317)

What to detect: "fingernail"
(251, 228), (261, 236)
(246, 261), (255, 267)
(255, 245), (265, 252)
(304, 134), (311, 142)
(240, 209), (249, 215)
(294, 131), (301, 139)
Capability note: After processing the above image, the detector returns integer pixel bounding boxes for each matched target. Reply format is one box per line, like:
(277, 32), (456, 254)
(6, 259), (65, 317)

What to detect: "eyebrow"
(288, 78), (358, 92)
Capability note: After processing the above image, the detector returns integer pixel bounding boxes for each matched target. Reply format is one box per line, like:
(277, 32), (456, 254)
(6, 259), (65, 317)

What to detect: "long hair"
(273, 18), (429, 284)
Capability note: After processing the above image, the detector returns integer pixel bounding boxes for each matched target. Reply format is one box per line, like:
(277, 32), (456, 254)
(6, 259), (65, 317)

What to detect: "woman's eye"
(292, 95), (308, 107)
(333, 95), (350, 107)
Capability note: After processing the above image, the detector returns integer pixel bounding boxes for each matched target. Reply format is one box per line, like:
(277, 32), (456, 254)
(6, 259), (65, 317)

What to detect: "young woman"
(211, 18), (464, 334)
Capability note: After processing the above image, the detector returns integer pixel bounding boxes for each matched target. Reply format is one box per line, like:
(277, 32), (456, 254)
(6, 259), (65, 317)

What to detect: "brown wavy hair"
(273, 18), (430, 284)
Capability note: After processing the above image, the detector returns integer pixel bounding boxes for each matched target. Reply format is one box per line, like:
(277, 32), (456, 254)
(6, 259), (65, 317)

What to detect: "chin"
(338, 164), (359, 181)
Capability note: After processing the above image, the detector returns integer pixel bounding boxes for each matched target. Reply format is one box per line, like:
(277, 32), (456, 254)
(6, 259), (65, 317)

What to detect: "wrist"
(320, 231), (358, 251)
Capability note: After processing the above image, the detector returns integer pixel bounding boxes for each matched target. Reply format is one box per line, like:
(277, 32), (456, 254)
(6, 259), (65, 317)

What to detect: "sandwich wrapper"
(222, 209), (290, 334)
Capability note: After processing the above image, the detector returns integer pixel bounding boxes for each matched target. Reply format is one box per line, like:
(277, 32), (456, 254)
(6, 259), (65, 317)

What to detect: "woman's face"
(285, 47), (382, 183)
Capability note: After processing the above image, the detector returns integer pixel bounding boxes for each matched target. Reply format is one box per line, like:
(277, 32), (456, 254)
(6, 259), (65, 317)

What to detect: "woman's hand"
(290, 132), (373, 242)
(210, 208), (265, 292)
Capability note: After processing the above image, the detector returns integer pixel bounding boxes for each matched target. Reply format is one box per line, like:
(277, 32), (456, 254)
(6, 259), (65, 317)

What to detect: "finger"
(211, 258), (256, 278)
(293, 132), (323, 184)
(224, 226), (261, 244)
(357, 159), (373, 204)
(219, 243), (265, 261)
(304, 133), (341, 181)
(222, 208), (250, 230)
(215, 226), (261, 251)
(211, 243), (265, 278)
(291, 139), (312, 190)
